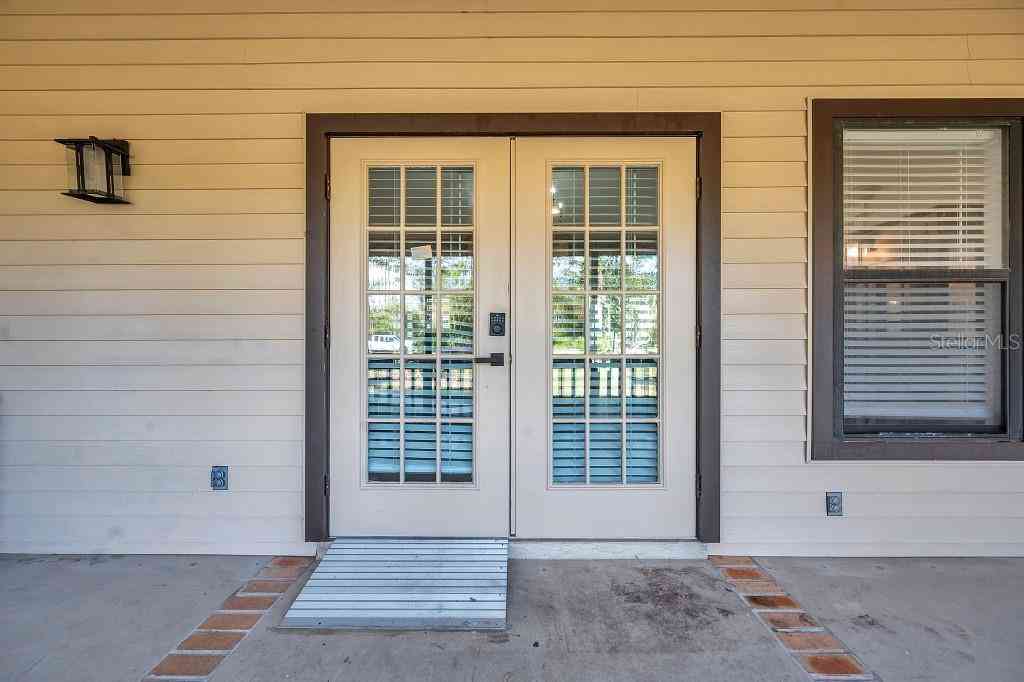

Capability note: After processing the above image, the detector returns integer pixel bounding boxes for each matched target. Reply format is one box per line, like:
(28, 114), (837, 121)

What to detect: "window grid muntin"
(365, 163), (477, 484)
(838, 120), (1012, 436)
(549, 162), (662, 485)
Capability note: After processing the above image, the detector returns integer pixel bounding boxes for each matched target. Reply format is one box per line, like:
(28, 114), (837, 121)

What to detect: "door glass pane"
(588, 294), (622, 353)
(440, 422), (473, 482)
(589, 359), (621, 417)
(552, 295), (585, 355)
(404, 422), (437, 482)
(368, 359), (400, 418)
(368, 231), (401, 290)
(549, 163), (663, 485)
(368, 166), (400, 226)
(405, 232), (437, 291)
(626, 166), (659, 226)
(404, 294), (436, 354)
(588, 167), (621, 226)
(625, 231), (658, 289)
(625, 359), (658, 418)
(589, 231), (621, 289)
(588, 423), (622, 483)
(552, 166), (584, 226)
(552, 231), (584, 290)
(404, 359), (436, 418)
(367, 422), (400, 482)
(363, 161), (478, 485)
(441, 231), (474, 290)
(367, 295), (400, 354)
(442, 167), (474, 226)
(552, 359), (585, 418)
(405, 167), (437, 226)
(552, 422), (586, 484)
(626, 422), (658, 483)
(440, 360), (473, 418)
(625, 295), (659, 354)
(843, 281), (1003, 428)
(441, 295), (474, 354)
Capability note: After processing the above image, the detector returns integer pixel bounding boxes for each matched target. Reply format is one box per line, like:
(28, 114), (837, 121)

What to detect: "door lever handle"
(473, 352), (505, 367)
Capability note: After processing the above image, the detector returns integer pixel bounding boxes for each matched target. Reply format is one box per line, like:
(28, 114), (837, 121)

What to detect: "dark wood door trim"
(305, 113), (722, 542)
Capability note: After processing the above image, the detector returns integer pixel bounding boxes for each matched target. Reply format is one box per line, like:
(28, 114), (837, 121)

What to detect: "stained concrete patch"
(210, 560), (804, 682)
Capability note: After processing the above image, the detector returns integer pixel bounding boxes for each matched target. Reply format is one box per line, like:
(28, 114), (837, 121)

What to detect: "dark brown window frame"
(304, 113), (722, 542)
(812, 99), (1024, 461)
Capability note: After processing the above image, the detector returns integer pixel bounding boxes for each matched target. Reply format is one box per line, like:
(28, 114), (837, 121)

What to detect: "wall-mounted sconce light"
(55, 137), (131, 204)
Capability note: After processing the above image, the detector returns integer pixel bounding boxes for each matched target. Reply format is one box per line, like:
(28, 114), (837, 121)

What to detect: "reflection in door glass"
(364, 164), (477, 484)
(588, 423), (622, 483)
(404, 423), (437, 482)
(549, 164), (661, 485)
(441, 422), (473, 482)
(368, 231), (401, 290)
(441, 231), (474, 290)
(552, 422), (585, 484)
(589, 359), (621, 417)
(552, 231), (584, 290)
(367, 359), (400, 418)
(552, 295), (585, 355)
(552, 359), (585, 418)
(588, 295), (622, 354)
(367, 422), (400, 482)
(551, 166), (584, 226)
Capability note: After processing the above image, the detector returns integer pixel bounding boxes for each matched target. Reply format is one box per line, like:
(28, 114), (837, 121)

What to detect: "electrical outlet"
(211, 465), (229, 491)
(826, 491), (843, 516)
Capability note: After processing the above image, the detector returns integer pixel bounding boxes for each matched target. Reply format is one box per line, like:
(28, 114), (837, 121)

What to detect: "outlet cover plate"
(826, 491), (843, 516)
(211, 465), (229, 491)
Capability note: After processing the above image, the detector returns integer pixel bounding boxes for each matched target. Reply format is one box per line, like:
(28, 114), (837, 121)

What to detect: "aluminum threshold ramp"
(282, 537), (508, 630)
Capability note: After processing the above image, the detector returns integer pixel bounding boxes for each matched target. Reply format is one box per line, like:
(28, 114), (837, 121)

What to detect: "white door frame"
(303, 114), (723, 545)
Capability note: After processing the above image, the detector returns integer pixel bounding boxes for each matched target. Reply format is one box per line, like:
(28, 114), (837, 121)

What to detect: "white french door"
(513, 137), (697, 539)
(328, 136), (697, 540)
(329, 137), (511, 536)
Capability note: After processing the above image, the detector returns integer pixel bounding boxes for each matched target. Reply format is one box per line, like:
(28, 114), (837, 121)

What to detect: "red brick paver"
(760, 610), (820, 631)
(710, 556), (876, 680)
(221, 594), (277, 611)
(778, 631), (845, 652)
(799, 654), (867, 676)
(178, 631), (246, 651)
(151, 654), (224, 677)
(199, 612), (262, 630)
(143, 554), (314, 681)
(745, 594), (802, 610)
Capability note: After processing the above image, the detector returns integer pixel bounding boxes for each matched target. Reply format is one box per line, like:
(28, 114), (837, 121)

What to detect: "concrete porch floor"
(1, 555), (1022, 682)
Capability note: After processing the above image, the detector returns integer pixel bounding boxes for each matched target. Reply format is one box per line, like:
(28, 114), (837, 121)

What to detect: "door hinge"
(324, 173), (330, 201)
(695, 324), (702, 351)
(696, 472), (702, 499)
(324, 323), (330, 350)
(696, 175), (702, 200)
(324, 474), (330, 497)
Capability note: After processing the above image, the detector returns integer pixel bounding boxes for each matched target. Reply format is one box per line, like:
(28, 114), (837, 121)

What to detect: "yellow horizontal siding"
(0, 2), (1021, 556)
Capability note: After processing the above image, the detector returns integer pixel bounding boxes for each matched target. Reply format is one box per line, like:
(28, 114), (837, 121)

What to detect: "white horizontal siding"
(0, 0), (1021, 556)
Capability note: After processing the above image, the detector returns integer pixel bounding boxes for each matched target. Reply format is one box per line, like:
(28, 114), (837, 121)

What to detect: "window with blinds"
(840, 126), (1009, 433)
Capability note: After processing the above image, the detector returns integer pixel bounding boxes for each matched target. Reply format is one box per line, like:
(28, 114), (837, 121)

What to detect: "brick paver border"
(142, 555), (313, 681)
(709, 555), (878, 681)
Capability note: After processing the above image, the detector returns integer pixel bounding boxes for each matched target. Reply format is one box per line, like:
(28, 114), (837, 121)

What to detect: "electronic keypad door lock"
(474, 352), (505, 367)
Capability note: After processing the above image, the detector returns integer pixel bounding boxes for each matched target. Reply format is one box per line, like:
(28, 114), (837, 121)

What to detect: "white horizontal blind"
(843, 282), (1002, 425)
(843, 129), (1004, 269)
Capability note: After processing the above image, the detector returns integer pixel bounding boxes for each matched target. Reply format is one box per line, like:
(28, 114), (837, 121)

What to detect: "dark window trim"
(811, 99), (1024, 461)
(305, 113), (722, 542)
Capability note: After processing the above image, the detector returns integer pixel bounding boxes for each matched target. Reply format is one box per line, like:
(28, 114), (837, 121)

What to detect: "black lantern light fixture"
(55, 137), (131, 204)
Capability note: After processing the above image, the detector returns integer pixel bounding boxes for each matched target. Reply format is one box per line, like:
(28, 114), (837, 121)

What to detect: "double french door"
(329, 136), (696, 539)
